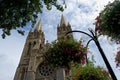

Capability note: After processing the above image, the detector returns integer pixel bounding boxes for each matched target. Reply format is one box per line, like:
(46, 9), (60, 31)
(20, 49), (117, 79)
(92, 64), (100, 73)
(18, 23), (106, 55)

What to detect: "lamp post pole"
(66, 30), (117, 80)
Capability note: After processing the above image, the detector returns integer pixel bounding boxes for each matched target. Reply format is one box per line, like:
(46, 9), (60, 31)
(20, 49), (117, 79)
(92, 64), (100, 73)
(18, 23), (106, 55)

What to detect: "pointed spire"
(30, 28), (32, 32)
(35, 19), (42, 32)
(68, 22), (71, 26)
(60, 14), (68, 26)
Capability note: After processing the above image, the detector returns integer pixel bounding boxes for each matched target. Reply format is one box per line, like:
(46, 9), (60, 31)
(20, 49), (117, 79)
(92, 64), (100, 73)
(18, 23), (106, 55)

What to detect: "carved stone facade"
(14, 15), (73, 80)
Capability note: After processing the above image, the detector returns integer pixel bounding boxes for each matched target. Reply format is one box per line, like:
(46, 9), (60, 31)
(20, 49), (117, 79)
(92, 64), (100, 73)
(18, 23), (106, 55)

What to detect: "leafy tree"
(0, 0), (65, 38)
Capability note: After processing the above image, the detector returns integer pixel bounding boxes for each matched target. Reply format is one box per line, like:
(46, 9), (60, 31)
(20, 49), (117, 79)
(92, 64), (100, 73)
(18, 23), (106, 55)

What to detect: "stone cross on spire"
(34, 19), (42, 32)
(60, 14), (68, 26)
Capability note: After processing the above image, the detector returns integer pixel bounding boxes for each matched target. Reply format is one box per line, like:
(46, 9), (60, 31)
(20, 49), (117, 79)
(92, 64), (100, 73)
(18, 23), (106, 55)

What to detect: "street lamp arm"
(86, 38), (94, 48)
(66, 30), (94, 39)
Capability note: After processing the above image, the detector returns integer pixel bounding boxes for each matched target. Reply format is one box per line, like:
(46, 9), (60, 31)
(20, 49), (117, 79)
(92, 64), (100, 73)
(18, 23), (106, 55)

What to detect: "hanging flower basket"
(95, 0), (120, 42)
(115, 51), (120, 67)
(44, 38), (87, 68)
(77, 65), (112, 80)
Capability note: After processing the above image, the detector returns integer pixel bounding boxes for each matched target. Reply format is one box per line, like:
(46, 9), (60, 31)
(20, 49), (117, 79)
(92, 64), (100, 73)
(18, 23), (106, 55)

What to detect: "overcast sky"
(0, 0), (120, 80)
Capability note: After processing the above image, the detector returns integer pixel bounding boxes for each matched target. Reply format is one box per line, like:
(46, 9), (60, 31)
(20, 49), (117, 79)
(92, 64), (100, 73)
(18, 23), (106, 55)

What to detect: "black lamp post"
(66, 29), (117, 80)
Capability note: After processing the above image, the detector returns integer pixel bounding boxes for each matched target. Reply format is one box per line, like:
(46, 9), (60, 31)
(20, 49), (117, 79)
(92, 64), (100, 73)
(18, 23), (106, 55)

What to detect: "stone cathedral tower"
(14, 15), (73, 80)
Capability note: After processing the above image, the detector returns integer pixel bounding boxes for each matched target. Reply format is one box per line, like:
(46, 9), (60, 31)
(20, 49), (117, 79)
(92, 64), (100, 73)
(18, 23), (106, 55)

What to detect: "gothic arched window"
(35, 64), (56, 80)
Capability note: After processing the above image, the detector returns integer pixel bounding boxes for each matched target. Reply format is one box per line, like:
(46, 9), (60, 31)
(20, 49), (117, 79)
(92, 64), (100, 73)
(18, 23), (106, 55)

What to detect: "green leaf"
(2, 33), (5, 39)
(17, 30), (25, 35)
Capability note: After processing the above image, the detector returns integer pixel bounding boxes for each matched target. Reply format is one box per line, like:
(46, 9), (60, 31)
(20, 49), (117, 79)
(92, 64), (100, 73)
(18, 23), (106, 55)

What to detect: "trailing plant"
(95, 0), (120, 42)
(44, 38), (87, 68)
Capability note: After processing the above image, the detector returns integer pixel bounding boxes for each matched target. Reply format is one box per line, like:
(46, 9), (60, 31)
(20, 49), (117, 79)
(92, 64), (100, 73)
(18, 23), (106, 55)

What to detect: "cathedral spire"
(34, 19), (42, 32)
(60, 14), (68, 26)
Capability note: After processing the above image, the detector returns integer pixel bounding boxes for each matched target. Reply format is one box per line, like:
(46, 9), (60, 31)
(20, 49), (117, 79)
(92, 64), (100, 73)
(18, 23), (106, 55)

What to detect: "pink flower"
(81, 55), (86, 64)
(115, 51), (120, 67)
(95, 16), (99, 20)
(65, 47), (71, 54)
(75, 52), (81, 57)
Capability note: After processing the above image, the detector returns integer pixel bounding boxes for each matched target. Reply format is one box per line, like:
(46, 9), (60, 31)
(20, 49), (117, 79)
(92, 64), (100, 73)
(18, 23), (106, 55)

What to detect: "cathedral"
(14, 15), (73, 80)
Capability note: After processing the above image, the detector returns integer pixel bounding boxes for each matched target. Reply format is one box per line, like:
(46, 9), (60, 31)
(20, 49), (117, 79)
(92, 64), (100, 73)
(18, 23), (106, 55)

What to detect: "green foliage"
(0, 0), (65, 38)
(44, 38), (87, 68)
(78, 65), (112, 80)
(65, 60), (112, 80)
(71, 60), (93, 79)
(95, 0), (120, 42)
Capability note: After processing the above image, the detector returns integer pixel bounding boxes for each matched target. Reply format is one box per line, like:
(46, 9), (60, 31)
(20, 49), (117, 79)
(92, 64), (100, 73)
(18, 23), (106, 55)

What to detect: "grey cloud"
(78, 3), (93, 14)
